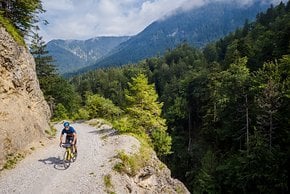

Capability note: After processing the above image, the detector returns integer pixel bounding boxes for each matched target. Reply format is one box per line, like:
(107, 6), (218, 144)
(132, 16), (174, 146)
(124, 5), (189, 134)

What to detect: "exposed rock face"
(100, 130), (190, 194)
(0, 27), (51, 167)
(111, 151), (190, 194)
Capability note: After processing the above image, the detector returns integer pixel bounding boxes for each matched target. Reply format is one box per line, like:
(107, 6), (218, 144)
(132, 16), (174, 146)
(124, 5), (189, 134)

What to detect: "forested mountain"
(46, 36), (130, 74)
(83, 1), (269, 71)
(69, 1), (290, 193)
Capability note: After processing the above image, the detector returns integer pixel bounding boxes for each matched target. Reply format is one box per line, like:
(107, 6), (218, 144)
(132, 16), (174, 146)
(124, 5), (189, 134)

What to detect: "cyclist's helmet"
(64, 122), (70, 127)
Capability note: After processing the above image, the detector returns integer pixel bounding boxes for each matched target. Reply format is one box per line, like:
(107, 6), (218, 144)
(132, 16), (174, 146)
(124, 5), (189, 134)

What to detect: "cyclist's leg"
(65, 136), (75, 153)
(68, 136), (76, 153)
(74, 139), (77, 153)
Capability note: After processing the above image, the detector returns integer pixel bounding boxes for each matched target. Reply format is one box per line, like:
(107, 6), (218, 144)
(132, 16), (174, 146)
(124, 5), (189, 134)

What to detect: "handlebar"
(61, 143), (72, 148)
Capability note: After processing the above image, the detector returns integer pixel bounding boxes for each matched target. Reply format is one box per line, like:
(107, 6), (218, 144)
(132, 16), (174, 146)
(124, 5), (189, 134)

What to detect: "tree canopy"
(0, 0), (44, 36)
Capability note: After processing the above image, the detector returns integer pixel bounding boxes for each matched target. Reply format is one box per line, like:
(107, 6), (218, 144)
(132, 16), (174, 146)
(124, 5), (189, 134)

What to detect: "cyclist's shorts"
(65, 136), (77, 145)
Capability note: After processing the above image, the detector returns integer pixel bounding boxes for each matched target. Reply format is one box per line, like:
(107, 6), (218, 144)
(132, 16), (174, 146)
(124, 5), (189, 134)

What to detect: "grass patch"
(176, 185), (186, 194)
(113, 144), (151, 176)
(0, 15), (25, 46)
(2, 153), (25, 170)
(45, 123), (57, 137)
(103, 174), (113, 188)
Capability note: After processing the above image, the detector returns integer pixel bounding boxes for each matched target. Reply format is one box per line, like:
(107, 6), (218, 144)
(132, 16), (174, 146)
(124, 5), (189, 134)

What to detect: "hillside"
(69, 1), (290, 193)
(83, 1), (269, 71)
(46, 36), (130, 74)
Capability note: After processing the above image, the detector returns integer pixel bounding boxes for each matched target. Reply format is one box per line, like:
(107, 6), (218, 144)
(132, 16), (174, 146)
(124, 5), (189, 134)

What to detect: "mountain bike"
(61, 143), (77, 169)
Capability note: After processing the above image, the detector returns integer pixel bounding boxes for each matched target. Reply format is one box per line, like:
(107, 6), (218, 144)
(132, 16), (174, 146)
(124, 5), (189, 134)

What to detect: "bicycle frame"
(62, 143), (76, 169)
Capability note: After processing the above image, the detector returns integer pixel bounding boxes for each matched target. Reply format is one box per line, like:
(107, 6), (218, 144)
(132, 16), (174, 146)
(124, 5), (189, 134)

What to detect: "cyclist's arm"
(72, 132), (77, 144)
(60, 133), (64, 144)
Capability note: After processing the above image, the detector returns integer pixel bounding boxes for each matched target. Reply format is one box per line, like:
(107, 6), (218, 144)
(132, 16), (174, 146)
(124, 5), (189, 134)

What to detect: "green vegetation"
(0, 0), (44, 37)
(0, 0), (287, 193)
(113, 146), (151, 177)
(52, 103), (69, 121)
(103, 174), (115, 194)
(45, 124), (57, 137)
(84, 94), (122, 120)
(29, 33), (81, 120)
(0, 0), (44, 45)
(76, 1), (266, 72)
(2, 153), (24, 170)
(70, 2), (290, 193)
(113, 74), (171, 156)
(0, 15), (24, 45)
(103, 174), (113, 188)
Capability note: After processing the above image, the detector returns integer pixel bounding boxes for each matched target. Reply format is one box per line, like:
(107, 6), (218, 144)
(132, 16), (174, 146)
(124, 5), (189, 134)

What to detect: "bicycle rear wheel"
(63, 150), (71, 169)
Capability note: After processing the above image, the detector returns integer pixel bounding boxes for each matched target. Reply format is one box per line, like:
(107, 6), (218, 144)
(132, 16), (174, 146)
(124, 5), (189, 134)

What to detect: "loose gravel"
(0, 122), (128, 194)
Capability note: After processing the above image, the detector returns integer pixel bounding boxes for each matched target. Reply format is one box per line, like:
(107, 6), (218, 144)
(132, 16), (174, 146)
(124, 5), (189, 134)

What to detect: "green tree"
(0, 0), (45, 36)
(252, 62), (283, 149)
(85, 94), (122, 120)
(30, 32), (57, 79)
(194, 149), (218, 193)
(53, 103), (68, 121)
(30, 33), (80, 117)
(124, 73), (171, 156)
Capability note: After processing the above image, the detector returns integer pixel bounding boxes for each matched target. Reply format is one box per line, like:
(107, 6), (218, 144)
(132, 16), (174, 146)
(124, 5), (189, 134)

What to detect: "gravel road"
(0, 122), (123, 194)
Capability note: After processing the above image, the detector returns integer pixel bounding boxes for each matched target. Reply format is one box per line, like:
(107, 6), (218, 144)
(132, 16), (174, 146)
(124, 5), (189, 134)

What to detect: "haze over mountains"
(47, 36), (130, 73)
(47, 1), (270, 75)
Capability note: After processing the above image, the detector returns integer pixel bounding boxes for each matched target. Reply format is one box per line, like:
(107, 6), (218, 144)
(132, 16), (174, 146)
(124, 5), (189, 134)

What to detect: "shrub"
(85, 94), (122, 119)
(52, 103), (68, 121)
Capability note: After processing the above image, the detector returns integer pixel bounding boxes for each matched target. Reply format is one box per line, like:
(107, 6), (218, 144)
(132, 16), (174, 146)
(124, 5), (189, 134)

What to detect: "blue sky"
(39, 0), (284, 42)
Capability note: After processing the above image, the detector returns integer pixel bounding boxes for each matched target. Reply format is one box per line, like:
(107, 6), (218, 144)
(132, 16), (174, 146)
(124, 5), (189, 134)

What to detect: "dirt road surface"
(0, 122), (122, 193)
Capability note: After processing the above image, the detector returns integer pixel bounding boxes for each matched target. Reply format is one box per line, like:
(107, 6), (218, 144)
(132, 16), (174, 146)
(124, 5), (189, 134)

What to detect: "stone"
(0, 27), (51, 167)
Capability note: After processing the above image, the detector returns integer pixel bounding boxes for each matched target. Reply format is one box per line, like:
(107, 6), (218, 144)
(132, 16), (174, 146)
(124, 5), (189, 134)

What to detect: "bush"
(151, 130), (172, 156)
(0, 15), (24, 45)
(85, 94), (122, 119)
(72, 108), (90, 120)
(52, 103), (68, 121)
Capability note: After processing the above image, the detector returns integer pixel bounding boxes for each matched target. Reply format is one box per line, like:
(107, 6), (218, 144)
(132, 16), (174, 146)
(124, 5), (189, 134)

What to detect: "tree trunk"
(269, 112), (273, 150)
(188, 109), (192, 151)
(245, 94), (249, 152)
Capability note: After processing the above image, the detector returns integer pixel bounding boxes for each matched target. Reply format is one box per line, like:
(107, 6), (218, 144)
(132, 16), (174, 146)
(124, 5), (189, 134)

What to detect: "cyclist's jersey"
(61, 126), (76, 137)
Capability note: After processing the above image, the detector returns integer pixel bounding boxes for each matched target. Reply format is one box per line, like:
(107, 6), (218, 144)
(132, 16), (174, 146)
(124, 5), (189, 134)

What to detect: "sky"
(39, 0), (285, 42)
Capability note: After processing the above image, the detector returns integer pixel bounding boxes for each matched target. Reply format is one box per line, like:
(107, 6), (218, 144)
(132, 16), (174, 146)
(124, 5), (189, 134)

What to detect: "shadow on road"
(38, 157), (67, 170)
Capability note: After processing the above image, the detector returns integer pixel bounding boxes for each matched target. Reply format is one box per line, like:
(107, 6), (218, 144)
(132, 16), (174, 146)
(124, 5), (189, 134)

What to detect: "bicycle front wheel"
(63, 150), (71, 169)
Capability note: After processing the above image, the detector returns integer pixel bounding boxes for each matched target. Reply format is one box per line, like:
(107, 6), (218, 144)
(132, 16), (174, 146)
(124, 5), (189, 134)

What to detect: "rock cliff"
(96, 123), (190, 194)
(0, 26), (51, 167)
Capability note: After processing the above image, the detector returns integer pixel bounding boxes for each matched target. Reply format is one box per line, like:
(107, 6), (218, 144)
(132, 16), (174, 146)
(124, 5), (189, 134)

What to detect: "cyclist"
(59, 122), (77, 153)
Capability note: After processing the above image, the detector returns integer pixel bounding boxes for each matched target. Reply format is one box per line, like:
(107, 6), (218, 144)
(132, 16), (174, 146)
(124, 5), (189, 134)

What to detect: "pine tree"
(30, 32), (57, 77)
(0, 0), (44, 36)
(30, 33), (80, 117)
(30, 32), (57, 114)
(125, 73), (172, 156)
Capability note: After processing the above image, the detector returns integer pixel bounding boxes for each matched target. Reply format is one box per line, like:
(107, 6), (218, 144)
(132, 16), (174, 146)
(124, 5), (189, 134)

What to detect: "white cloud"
(39, 0), (286, 42)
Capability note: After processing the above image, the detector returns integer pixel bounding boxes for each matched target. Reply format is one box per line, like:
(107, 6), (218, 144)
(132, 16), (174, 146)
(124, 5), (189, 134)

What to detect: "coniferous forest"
(0, 0), (290, 193)
(69, 2), (290, 193)
(2, 0), (289, 193)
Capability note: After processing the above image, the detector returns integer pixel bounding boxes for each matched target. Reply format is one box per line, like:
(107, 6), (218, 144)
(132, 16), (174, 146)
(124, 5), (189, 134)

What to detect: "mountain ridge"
(76, 1), (270, 74)
(49, 1), (273, 75)
(46, 36), (130, 74)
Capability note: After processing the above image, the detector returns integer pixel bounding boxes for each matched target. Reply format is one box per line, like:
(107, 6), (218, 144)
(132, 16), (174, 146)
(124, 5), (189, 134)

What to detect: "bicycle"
(61, 143), (77, 169)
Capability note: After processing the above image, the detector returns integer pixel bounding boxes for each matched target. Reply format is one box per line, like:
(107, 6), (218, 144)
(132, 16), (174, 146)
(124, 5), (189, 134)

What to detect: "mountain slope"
(85, 1), (269, 70)
(47, 36), (130, 74)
